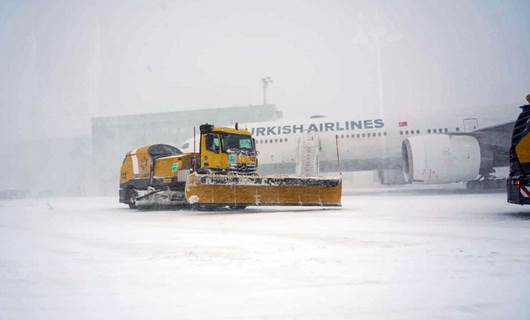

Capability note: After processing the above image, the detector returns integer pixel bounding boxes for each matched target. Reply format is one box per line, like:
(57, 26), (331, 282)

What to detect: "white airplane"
(181, 104), (519, 188)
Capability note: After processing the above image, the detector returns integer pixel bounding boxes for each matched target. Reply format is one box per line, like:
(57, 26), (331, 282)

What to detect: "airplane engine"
(401, 135), (481, 184)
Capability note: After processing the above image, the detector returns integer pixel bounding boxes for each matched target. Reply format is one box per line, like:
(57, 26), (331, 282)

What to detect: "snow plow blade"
(185, 173), (342, 207)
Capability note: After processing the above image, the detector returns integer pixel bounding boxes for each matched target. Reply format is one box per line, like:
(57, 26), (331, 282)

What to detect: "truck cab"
(198, 124), (257, 174)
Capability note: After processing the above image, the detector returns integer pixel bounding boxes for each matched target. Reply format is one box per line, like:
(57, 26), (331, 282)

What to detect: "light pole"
(261, 76), (273, 106)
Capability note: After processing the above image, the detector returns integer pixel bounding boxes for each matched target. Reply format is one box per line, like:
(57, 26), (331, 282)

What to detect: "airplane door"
(296, 133), (320, 176)
(463, 118), (479, 132)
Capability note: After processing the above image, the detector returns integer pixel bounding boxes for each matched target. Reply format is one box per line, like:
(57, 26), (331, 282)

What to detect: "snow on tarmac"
(1, 190), (530, 320)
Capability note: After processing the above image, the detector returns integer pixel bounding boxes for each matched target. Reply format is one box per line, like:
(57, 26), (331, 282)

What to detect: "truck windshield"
(221, 133), (254, 153)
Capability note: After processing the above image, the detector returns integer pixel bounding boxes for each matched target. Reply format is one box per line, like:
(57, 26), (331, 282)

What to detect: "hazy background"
(1, 0), (529, 144)
(0, 0), (529, 194)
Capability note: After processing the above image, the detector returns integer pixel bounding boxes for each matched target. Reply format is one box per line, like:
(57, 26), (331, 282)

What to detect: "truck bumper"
(507, 177), (530, 205)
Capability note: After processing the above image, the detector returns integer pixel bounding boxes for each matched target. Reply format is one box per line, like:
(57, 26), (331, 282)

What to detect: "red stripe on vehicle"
(521, 185), (530, 197)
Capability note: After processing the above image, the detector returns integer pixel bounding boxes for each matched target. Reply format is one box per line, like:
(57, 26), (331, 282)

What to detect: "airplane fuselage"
(244, 115), (479, 174)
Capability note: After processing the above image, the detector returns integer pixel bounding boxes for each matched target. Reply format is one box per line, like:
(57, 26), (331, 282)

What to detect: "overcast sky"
(1, 0), (529, 145)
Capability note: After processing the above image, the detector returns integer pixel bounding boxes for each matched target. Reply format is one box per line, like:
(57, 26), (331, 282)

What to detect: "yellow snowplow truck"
(508, 95), (530, 204)
(119, 123), (342, 209)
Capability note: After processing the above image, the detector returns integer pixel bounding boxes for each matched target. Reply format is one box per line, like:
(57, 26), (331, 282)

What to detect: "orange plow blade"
(185, 173), (342, 207)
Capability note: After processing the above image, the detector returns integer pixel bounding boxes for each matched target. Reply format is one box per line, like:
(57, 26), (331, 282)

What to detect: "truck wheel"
(190, 204), (220, 211)
(127, 189), (138, 209)
(229, 205), (247, 210)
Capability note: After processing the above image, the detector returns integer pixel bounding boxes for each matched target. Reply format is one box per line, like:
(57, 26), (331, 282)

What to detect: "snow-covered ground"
(1, 190), (530, 319)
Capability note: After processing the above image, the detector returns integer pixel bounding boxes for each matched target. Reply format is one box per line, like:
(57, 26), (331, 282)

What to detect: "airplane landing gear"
(466, 175), (505, 190)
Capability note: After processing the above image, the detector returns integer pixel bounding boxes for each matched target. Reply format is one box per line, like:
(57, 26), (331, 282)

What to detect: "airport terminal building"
(91, 104), (282, 195)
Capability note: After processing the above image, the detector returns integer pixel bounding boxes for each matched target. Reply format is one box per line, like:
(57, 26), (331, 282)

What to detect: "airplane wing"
(470, 121), (515, 167)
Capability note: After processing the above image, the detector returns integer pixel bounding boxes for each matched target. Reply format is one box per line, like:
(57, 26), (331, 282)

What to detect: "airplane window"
(274, 139), (278, 143)
(279, 138), (283, 142)
(341, 134), (344, 138)
(444, 128), (448, 133)
(427, 129), (431, 133)
(383, 132), (387, 136)
(285, 138), (288, 142)
(362, 133), (365, 137)
(405, 130), (409, 135)
(433, 129), (437, 133)
(400, 131), (403, 135)
(456, 127), (460, 132)
(378, 132), (381, 137)
(438, 128), (442, 132)
(346, 134), (350, 138)
(356, 134), (360, 138)
(416, 130), (420, 134)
